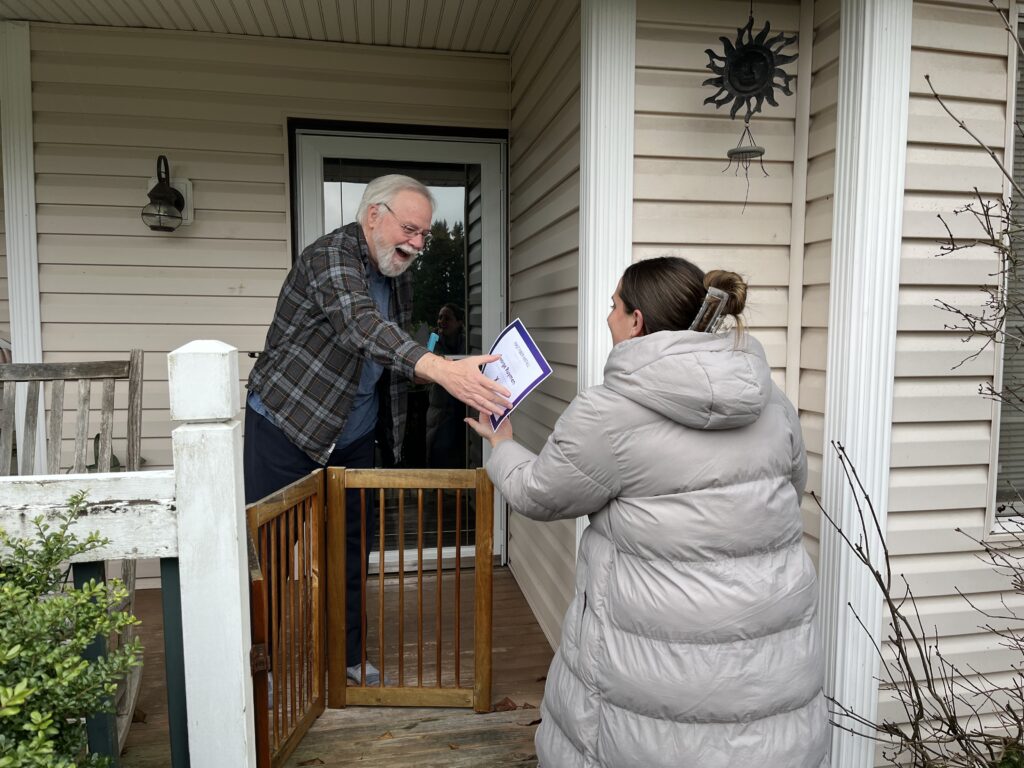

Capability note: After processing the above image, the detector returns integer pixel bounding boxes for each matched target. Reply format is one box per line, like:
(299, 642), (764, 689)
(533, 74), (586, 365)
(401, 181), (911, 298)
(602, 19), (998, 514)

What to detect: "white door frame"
(295, 130), (508, 564)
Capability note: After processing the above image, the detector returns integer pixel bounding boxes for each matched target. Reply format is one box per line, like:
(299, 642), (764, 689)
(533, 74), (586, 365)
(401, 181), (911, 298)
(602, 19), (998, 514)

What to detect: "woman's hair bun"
(703, 270), (747, 318)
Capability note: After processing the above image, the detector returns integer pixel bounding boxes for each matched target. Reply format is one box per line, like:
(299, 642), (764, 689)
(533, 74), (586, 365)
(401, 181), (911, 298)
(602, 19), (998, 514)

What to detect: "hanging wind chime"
(702, 4), (798, 210)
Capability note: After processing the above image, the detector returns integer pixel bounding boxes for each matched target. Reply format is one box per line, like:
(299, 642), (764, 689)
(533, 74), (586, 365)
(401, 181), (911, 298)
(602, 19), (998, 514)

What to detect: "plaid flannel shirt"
(248, 222), (428, 465)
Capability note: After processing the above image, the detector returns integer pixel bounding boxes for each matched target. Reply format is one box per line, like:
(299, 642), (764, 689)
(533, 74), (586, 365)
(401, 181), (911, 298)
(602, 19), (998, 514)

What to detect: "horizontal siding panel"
(808, 59), (839, 116)
(894, 332), (996, 377)
(801, 328), (827, 370)
(892, 377), (996, 422)
(634, 157), (794, 204)
(30, 52), (508, 109)
(39, 265), (285, 297)
(911, 2), (1010, 56)
(910, 50), (1008, 102)
(901, 241), (999, 285)
(511, 92), (581, 181)
(632, 245), (791, 285)
(510, 253), (579, 300)
(889, 421), (991, 467)
(509, 172), (579, 245)
(799, 371), (827, 415)
(37, 234), (290, 269)
(636, 69), (798, 121)
(804, 197), (833, 244)
(744, 287), (789, 327)
(637, 0), (799, 28)
(511, 216), (579, 270)
(900, 194), (1008, 239)
(509, 515), (575, 648)
(803, 285), (991, 331)
(634, 202), (791, 245)
(36, 174), (287, 213)
(907, 95), (1006, 148)
(511, 292), (579, 329)
(894, 549), (1022, 596)
(510, 0), (578, 104)
(35, 205), (287, 241)
(34, 112), (285, 155)
(810, 18), (840, 75)
(40, 294), (278, 325)
(806, 104), (838, 159)
(889, 466), (989, 512)
(887, 508), (989, 555)
(803, 241), (831, 284)
(805, 152), (835, 203)
(634, 113), (796, 160)
(510, 135), (579, 220)
(35, 144), (286, 183)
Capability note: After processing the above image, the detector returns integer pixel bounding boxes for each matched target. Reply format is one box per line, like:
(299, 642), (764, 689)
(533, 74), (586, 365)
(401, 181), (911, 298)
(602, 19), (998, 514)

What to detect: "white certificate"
(481, 318), (553, 430)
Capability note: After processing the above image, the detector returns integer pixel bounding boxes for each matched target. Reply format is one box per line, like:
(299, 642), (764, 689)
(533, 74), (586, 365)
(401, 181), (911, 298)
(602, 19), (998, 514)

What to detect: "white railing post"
(168, 340), (255, 768)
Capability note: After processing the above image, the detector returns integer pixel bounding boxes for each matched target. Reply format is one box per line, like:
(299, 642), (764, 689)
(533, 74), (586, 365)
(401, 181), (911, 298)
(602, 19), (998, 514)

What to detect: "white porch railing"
(0, 340), (256, 768)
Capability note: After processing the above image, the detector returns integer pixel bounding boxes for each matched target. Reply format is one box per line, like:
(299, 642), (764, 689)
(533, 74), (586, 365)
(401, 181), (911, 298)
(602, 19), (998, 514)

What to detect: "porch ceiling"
(0, 0), (532, 54)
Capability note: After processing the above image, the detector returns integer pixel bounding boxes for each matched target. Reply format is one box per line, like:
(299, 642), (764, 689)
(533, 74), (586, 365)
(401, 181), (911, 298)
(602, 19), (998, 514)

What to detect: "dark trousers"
(244, 404), (377, 667)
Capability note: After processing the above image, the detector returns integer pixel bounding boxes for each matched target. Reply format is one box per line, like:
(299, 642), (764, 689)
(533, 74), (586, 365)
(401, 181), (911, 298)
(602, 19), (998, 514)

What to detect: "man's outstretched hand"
(414, 353), (512, 417)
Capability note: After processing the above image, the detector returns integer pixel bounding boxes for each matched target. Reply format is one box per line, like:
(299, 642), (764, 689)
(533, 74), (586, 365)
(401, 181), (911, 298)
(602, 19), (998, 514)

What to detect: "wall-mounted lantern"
(141, 155), (192, 232)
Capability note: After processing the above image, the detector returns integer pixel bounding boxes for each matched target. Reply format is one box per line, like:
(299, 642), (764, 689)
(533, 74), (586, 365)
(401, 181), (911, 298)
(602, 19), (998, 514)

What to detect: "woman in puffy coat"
(467, 256), (830, 768)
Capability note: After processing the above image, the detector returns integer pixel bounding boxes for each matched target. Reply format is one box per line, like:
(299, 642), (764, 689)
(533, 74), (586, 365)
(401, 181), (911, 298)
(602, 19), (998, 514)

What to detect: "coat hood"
(602, 330), (772, 430)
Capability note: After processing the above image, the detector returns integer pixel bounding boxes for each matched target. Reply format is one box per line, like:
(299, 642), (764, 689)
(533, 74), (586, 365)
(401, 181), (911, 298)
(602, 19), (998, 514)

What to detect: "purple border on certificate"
(485, 318), (553, 431)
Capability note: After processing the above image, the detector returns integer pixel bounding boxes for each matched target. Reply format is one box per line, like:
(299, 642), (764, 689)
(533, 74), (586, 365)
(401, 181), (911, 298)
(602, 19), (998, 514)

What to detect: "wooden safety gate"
(247, 470), (327, 768)
(247, 467), (495, 767)
(326, 467), (494, 712)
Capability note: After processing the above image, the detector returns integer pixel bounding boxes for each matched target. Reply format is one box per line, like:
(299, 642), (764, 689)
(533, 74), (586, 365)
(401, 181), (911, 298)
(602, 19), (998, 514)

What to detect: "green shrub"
(0, 491), (141, 767)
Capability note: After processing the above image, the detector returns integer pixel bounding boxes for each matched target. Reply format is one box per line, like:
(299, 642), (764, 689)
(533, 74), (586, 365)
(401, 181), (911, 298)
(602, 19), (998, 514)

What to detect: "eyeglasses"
(380, 202), (433, 246)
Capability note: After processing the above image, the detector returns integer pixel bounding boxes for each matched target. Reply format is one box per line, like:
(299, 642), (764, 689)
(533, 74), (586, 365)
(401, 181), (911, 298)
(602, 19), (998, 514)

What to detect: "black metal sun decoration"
(703, 15), (797, 124)
(702, 12), (798, 208)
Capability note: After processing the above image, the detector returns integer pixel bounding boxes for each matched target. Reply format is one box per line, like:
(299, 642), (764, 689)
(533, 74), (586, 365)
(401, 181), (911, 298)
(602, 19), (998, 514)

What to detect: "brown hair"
(618, 257), (747, 335)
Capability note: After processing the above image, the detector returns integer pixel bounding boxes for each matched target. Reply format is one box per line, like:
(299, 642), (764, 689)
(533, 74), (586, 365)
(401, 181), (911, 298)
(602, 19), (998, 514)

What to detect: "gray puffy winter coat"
(487, 330), (830, 768)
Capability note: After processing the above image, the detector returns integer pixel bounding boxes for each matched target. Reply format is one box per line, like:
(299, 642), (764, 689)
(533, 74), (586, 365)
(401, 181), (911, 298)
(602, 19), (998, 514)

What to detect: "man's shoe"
(346, 661), (387, 687)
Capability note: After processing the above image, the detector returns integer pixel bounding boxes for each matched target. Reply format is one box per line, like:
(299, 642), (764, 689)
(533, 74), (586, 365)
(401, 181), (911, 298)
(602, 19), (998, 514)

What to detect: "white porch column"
(577, 0), (635, 554)
(168, 341), (256, 768)
(818, 1), (912, 766)
(0, 20), (45, 472)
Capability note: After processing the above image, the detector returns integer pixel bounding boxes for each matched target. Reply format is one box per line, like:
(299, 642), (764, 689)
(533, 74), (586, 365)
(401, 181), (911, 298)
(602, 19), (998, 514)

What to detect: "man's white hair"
(356, 174), (435, 224)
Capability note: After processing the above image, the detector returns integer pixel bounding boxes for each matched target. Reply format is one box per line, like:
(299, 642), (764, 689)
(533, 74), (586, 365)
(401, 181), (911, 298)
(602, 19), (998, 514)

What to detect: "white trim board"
(576, 0), (636, 556)
(816, 2), (913, 766)
(0, 20), (45, 473)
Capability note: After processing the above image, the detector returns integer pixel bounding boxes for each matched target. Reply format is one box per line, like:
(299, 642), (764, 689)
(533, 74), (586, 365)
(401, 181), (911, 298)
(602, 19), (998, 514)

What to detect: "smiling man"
(244, 174), (509, 686)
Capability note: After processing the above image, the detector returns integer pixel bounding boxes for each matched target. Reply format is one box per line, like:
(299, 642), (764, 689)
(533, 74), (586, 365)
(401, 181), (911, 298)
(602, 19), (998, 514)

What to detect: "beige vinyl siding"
(506, 0), (581, 650)
(633, 0), (800, 391)
(633, 0), (804, 534)
(798, 0), (840, 566)
(28, 22), (508, 470)
(879, 1), (1017, 752)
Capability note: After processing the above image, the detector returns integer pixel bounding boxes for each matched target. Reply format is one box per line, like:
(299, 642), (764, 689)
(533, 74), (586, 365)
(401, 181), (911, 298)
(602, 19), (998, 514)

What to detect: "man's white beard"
(373, 234), (419, 278)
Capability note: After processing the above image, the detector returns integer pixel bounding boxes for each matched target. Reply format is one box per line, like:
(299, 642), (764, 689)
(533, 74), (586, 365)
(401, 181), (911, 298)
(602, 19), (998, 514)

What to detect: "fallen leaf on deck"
(297, 759), (325, 766)
(522, 702), (536, 709)
(535, 675), (547, 683)
(449, 743), (460, 750)
(493, 696), (519, 711)
(131, 708), (148, 724)
(376, 731), (394, 740)
(523, 718), (542, 727)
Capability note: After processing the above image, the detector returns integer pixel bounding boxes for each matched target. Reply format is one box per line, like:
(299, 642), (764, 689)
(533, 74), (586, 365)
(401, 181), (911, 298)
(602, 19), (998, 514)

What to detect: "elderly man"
(245, 174), (508, 686)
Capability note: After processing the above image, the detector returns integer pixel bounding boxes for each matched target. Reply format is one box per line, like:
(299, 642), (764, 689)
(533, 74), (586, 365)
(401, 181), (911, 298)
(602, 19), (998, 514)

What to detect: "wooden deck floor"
(120, 566), (553, 768)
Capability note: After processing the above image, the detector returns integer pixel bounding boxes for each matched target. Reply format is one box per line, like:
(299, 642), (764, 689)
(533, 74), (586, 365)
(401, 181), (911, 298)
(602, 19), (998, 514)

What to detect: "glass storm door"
(295, 131), (507, 564)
